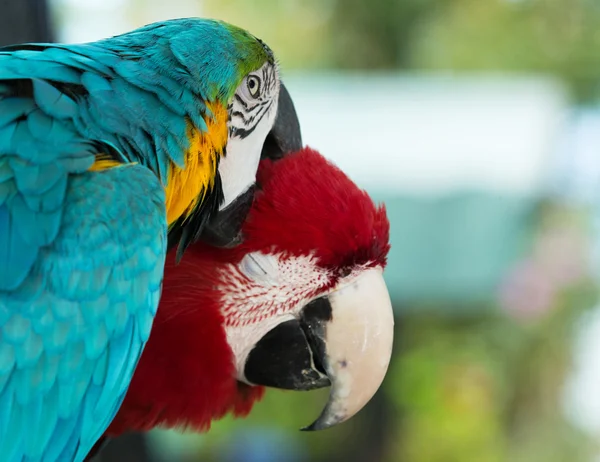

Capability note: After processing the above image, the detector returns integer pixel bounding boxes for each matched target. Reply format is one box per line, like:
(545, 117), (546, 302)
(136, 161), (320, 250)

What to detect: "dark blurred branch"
(92, 434), (156, 462)
(0, 0), (54, 46)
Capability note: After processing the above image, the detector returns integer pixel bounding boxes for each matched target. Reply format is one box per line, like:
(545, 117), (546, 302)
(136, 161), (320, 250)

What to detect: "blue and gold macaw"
(0, 18), (302, 461)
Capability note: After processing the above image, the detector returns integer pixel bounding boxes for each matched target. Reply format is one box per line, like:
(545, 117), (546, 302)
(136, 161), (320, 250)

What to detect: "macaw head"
(106, 147), (393, 436)
(102, 18), (302, 253)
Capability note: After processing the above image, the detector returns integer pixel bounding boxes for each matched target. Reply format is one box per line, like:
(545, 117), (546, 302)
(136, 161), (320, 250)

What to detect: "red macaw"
(95, 147), (394, 456)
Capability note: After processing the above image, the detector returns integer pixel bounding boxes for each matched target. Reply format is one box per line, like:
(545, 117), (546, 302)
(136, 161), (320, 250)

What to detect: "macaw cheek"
(243, 268), (395, 431)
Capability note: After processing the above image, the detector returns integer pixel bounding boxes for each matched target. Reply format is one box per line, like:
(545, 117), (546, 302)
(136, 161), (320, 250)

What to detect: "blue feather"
(67, 52), (115, 75)
(0, 379), (14, 438)
(53, 415), (81, 462)
(27, 110), (55, 140)
(94, 318), (134, 414)
(10, 158), (63, 195)
(0, 122), (17, 153)
(0, 98), (36, 128)
(0, 205), (38, 290)
(10, 195), (63, 246)
(0, 158), (12, 182)
(30, 308), (54, 337)
(14, 333), (44, 370)
(32, 79), (78, 120)
(26, 391), (56, 458)
(84, 323), (108, 361)
(11, 120), (38, 157)
(80, 71), (111, 93)
(42, 414), (78, 462)
(44, 322), (72, 354)
(0, 339), (15, 375)
(22, 175), (68, 213)
(23, 396), (44, 455)
(41, 357), (60, 395)
(3, 314), (30, 345)
(2, 392), (24, 460)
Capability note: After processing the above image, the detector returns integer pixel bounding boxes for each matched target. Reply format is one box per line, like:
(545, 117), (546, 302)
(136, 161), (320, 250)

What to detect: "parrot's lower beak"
(243, 268), (395, 431)
(199, 185), (256, 249)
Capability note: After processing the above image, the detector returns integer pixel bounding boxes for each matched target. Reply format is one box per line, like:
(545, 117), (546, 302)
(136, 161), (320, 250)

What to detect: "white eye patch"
(239, 252), (280, 283)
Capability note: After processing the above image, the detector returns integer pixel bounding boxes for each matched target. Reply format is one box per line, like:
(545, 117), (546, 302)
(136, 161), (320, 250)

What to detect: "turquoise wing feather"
(0, 46), (167, 461)
(0, 164), (166, 461)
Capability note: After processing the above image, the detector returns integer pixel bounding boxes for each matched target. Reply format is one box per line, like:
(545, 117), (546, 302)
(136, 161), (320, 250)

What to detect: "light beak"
(243, 268), (394, 430)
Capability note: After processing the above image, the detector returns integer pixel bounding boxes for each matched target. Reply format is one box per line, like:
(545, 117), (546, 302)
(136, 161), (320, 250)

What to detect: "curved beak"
(199, 82), (303, 248)
(260, 82), (303, 160)
(244, 268), (394, 430)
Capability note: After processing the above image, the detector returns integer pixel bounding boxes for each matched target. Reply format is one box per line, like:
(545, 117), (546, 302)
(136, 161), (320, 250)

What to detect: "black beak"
(198, 82), (303, 249)
(199, 184), (256, 249)
(260, 82), (303, 160)
(244, 297), (332, 392)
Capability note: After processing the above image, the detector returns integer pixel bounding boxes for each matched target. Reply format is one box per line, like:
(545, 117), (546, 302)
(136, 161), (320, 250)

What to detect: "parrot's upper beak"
(243, 268), (395, 431)
(200, 82), (303, 248)
(260, 82), (303, 161)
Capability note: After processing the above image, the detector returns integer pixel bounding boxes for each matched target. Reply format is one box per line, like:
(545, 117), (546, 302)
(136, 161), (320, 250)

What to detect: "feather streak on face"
(220, 253), (331, 328)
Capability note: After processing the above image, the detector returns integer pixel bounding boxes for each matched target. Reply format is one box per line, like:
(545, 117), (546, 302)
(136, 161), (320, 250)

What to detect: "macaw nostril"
(200, 184), (256, 248)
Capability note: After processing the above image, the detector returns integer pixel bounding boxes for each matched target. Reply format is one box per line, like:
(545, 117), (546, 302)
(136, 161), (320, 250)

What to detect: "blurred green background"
(10, 0), (600, 460)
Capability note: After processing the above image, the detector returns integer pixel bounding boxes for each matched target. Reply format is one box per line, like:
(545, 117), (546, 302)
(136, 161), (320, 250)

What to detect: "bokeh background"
(4, 0), (600, 460)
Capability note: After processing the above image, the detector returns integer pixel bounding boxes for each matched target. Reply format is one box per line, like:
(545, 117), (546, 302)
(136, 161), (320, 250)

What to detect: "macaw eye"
(245, 75), (262, 98)
(239, 252), (278, 281)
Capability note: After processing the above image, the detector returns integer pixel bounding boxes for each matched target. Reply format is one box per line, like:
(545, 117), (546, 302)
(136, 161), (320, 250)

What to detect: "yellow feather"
(165, 101), (228, 225)
(88, 155), (123, 171)
(87, 102), (227, 226)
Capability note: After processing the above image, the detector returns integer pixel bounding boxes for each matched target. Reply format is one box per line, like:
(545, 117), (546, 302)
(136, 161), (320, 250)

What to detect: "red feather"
(105, 147), (390, 435)
(247, 147), (390, 269)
